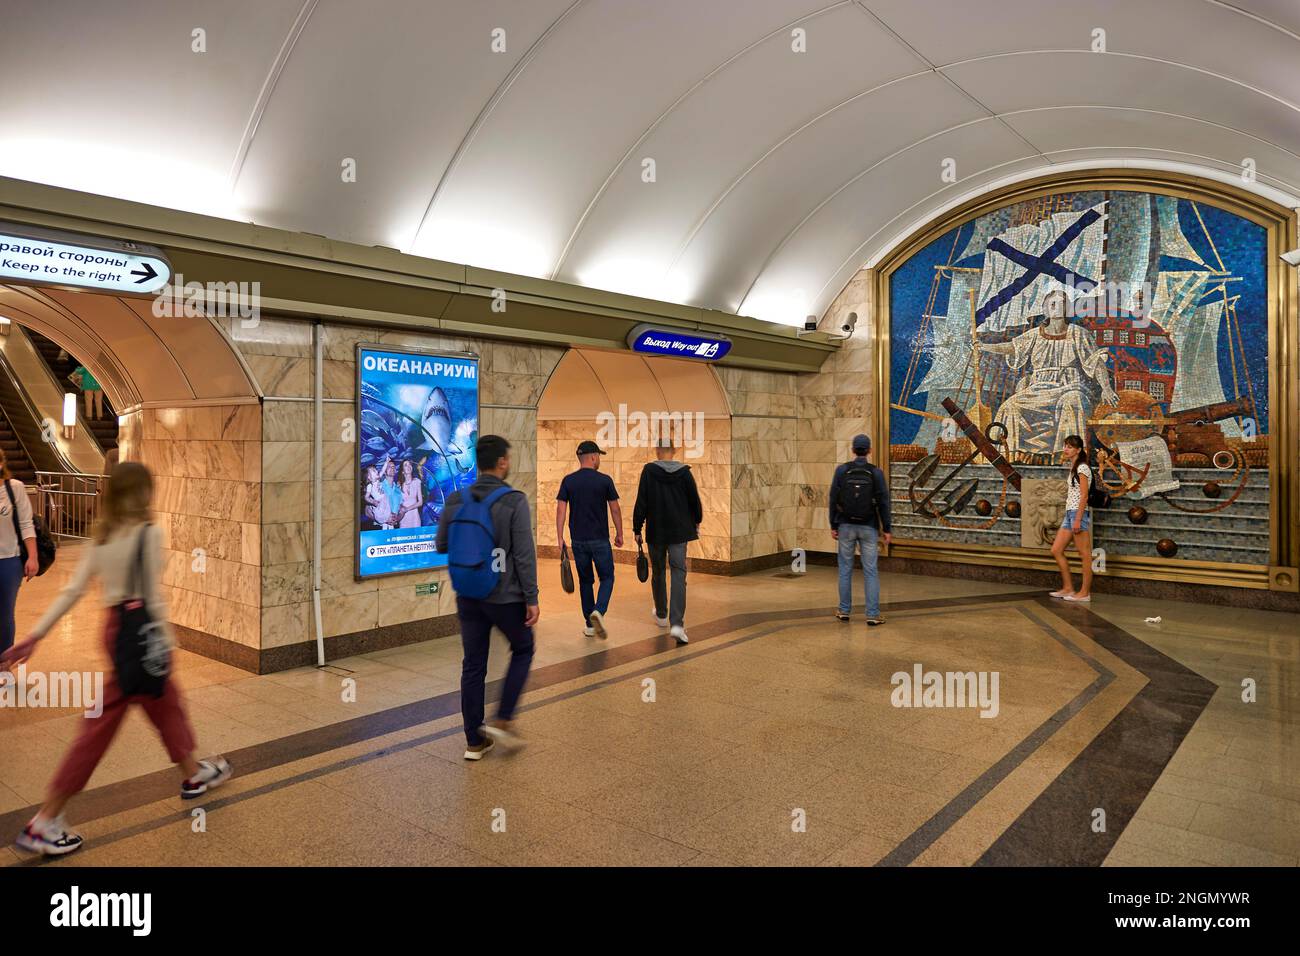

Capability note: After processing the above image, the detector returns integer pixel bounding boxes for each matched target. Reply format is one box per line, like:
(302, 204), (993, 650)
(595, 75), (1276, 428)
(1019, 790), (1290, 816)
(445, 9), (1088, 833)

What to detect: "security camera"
(804, 314), (818, 332)
(1282, 248), (1300, 267)
(841, 312), (858, 334)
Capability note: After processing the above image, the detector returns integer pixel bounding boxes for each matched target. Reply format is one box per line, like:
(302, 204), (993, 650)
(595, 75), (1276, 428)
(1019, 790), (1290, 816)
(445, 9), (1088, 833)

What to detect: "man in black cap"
(829, 433), (892, 625)
(556, 440), (623, 638)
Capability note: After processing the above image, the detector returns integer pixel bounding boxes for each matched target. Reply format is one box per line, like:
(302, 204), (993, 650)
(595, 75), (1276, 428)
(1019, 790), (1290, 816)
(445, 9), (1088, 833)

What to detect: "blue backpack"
(447, 485), (518, 599)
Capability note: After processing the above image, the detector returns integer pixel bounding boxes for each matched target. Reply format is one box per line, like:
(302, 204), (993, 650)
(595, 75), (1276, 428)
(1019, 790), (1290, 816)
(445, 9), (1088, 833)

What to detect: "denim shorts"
(1061, 509), (1092, 532)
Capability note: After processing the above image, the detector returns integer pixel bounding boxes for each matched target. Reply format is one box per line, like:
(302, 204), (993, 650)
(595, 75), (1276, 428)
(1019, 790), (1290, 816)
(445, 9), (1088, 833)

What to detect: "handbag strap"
(129, 523), (151, 600)
(3, 479), (20, 545)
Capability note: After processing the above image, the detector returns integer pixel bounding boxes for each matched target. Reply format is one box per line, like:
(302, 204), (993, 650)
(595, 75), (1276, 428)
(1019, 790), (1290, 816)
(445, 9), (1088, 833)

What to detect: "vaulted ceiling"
(1, 0), (1296, 325)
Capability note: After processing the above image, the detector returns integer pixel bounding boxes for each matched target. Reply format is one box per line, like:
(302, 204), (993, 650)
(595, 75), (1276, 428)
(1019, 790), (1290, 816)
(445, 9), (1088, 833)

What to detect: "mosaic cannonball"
(1203, 481), (1222, 499)
(1127, 506), (1148, 525)
(1005, 501), (1021, 519)
(1156, 538), (1178, 558)
(975, 498), (992, 517)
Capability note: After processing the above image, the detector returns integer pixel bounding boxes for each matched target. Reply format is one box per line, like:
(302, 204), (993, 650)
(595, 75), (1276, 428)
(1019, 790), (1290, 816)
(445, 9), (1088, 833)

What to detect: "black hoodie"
(632, 459), (704, 547)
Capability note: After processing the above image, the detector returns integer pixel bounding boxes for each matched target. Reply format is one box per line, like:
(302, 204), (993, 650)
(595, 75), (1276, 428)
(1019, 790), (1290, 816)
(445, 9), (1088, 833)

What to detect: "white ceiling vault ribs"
(227, 0), (322, 192)
(549, 0), (857, 281)
(0, 0), (1297, 329)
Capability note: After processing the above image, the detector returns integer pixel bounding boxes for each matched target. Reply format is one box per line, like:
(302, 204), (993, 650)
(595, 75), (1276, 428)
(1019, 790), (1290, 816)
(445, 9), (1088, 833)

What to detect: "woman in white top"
(1050, 434), (1095, 603)
(397, 458), (423, 528)
(0, 461), (232, 857)
(0, 448), (39, 660)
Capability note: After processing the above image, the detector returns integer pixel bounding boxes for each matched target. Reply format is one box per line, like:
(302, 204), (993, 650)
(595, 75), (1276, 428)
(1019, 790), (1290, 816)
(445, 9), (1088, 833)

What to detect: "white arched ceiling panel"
(409, 0), (833, 277)
(554, 2), (922, 298)
(865, 0), (1300, 107)
(740, 119), (1041, 321)
(944, 53), (1300, 159)
(668, 72), (984, 314)
(233, 0), (574, 249)
(0, 0), (304, 217)
(1005, 109), (1300, 192)
(1229, 0), (1300, 37)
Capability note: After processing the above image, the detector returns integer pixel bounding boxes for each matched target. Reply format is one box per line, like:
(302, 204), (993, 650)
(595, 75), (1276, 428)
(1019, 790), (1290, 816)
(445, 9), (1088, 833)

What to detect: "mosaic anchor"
(908, 398), (1023, 526)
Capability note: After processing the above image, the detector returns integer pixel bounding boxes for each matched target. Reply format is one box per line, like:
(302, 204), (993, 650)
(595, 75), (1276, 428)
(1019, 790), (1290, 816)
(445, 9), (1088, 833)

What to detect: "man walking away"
(632, 438), (703, 645)
(436, 435), (539, 760)
(556, 440), (623, 639)
(829, 434), (892, 626)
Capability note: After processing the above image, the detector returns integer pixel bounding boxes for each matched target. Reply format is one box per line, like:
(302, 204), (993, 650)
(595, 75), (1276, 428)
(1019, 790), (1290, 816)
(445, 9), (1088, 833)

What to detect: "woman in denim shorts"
(1050, 434), (1094, 603)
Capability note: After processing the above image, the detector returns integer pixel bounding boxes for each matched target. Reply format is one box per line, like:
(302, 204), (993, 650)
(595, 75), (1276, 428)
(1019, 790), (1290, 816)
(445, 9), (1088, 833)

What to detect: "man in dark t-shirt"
(556, 441), (623, 639)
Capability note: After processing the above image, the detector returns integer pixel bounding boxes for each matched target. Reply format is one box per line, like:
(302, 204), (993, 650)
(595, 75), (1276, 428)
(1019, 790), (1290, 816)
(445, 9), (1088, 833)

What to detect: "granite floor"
(2, 544), (1296, 867)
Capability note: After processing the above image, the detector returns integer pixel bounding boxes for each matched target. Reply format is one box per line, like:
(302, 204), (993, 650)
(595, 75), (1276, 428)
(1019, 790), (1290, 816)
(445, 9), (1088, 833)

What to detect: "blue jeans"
(456, 597), (535, 746)
(837, 524), (880, 618)
(571, 539), (615, 622)
(0, 555), (22, 654)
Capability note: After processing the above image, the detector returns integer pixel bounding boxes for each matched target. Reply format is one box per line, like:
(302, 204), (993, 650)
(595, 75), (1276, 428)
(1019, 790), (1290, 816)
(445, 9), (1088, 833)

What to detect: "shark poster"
(355, 345), (479, 578)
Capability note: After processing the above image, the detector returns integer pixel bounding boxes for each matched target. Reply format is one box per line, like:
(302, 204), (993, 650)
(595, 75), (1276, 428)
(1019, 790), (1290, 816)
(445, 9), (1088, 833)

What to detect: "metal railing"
(34, 471), (102, 540)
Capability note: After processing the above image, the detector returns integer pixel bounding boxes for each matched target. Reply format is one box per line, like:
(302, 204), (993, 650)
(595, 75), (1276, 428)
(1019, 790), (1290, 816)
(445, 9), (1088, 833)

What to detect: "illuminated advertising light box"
(355, 345), (479, 579)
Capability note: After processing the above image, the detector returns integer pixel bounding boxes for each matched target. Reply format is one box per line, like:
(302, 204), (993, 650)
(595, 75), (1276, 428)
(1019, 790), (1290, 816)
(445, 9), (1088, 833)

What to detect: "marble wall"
(223, 315), (564, 659)
(116, 403), (262, 653)
(537, 416), (732, 562)
(796, 270), (877, 552)
(713, 366), (801, 562)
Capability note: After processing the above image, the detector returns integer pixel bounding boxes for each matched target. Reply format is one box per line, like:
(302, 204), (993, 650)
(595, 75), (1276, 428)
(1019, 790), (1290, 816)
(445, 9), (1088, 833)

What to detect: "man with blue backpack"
(829, 434), (892, 626)
(435, 435), (539, 760)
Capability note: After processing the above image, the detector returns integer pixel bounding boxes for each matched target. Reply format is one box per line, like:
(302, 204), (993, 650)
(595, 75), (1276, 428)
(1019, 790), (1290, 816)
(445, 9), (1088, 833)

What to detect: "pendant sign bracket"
(0, 222), (172, 295)
(627, 323), (731, 362)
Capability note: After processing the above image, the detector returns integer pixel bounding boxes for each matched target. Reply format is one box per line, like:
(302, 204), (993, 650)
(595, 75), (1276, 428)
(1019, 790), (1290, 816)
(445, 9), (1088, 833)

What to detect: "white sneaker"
(481, 721), (526, 751)
(1063, 594), (1092, 603)
(652, 609), (670, 628)
(16, 815), (83, 856)
(589, 610), (607, 640)
(583, 626), (595, 637)
(670, 625), (689, 645)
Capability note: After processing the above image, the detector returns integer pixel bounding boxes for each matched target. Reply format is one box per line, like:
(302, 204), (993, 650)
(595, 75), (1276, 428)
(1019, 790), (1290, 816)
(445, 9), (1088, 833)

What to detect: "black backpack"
(4, 479), (56, 574)
(837, 462), (878, 525)
(112, 524), (171, 698)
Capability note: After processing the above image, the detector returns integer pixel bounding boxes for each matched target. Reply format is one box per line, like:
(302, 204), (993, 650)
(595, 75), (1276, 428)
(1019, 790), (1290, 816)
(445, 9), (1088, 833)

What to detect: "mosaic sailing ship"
(889, 190), (1270, 565)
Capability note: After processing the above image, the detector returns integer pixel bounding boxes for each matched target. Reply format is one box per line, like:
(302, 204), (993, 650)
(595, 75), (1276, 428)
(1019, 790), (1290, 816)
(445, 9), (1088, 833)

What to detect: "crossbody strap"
(129, 523), (151, 600)
(3, 480), (20, 545)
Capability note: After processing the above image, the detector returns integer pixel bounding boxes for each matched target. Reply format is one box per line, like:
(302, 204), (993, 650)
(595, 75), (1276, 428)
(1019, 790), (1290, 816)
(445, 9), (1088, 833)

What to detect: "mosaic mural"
(887, 189), (1270, 566)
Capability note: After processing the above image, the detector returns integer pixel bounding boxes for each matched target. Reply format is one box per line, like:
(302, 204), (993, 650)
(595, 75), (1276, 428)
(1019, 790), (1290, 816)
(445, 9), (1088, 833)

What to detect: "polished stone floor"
(2, 544), (1296, 867)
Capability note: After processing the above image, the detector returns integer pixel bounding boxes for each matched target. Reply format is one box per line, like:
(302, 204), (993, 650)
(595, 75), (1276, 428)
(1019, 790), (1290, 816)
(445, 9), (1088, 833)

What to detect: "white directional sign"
(0, 222), (171, 295)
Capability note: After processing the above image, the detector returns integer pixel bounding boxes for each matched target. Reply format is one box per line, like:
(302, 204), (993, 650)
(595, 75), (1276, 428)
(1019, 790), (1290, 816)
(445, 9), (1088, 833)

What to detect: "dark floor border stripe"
(974, 596), (1218, 866)
(16, 605), (1033, 864)
(0, 589), (1036, 845)
(876, 604), (1117, 866)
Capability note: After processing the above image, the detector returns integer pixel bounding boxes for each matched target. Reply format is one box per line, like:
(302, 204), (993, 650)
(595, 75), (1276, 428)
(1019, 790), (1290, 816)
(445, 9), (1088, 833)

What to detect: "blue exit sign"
(627, 324), (732, 361)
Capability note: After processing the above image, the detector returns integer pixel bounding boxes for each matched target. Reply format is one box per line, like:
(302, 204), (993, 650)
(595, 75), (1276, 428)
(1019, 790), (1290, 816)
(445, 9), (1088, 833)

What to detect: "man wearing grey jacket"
(436, 435), (539, 760)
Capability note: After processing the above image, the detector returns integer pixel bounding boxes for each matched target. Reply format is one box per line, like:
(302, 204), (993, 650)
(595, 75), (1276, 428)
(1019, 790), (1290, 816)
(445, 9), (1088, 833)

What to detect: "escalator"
(0, 407), (36, 483)
(27, 330), (118, 453)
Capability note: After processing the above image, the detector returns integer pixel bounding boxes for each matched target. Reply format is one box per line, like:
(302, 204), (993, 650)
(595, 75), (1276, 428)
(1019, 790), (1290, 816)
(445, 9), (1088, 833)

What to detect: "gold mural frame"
(874, 169), (1299, 591)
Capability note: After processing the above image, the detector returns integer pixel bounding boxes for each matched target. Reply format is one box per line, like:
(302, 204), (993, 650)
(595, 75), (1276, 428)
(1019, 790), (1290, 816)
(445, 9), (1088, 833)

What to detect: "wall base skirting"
(176, 615), (462, 675)
(876, 555), (1300, 614)
(536, 544), (801, 576)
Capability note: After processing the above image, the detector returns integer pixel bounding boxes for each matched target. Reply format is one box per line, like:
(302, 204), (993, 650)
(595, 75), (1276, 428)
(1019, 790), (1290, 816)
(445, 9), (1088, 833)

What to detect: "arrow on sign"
(130, 262), (158, 284)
